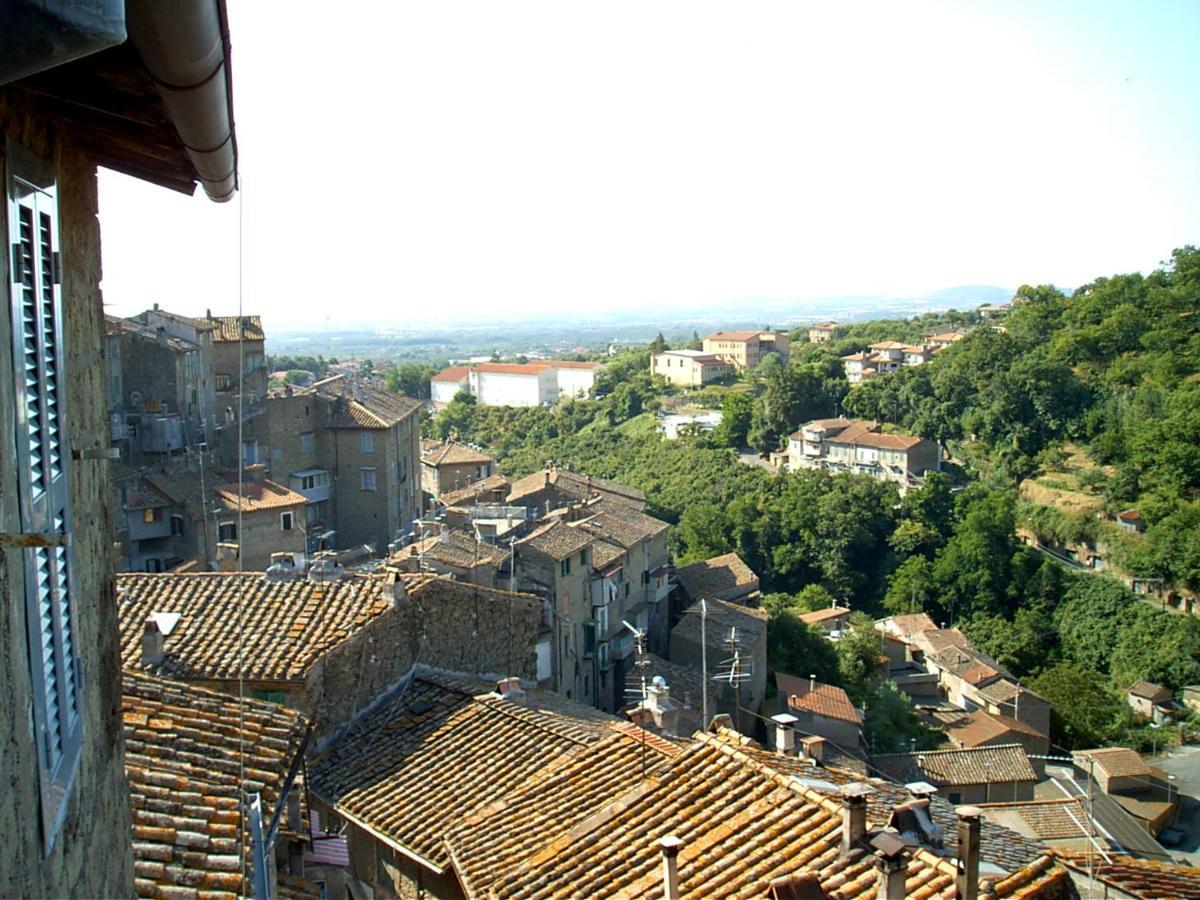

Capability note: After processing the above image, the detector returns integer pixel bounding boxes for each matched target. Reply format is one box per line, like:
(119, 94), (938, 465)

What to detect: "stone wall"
(226, 503), (306, 571)
(0, 96), (135, 897)
(305, 577), (540, 738)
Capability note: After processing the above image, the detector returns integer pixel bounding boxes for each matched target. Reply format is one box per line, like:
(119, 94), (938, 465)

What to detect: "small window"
(560, 558), (571, 577)
(218, 522), (238, 542)
(580, 550), (588, 565)
(948, 792), (962, 805)
(215, 373), (232, 391)
(169, 515), (184, 536)
(281, 511), (294, 531)
(301, 431), (315, 454)
(360, 432), (374, 454)
(251, 689), (287, 705)
(361, 468), (377, 491)
(625, 583), (630, 597)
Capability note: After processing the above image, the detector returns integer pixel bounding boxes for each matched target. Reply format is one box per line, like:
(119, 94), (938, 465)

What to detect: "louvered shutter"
(8, 171), (82, 851)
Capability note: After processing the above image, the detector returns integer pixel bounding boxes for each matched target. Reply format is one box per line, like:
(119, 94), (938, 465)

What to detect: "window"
(301, 431), (315, 454)
(624, 582), (630, 598)
(143, 507), (162, 524)
(241, 439), (257, 465)
(281, 511), (294, 531)
(252, 689), (287, 705)
(8, 155), (83, 850)
(596, 604), (609, 636)
(215, 373), (231, 391)
(360, 432), (374, 453)
(218, 522), (238, 541)
(580, 549), (588, 566)
(361, 467), (377, 491)
(560, 557), (571, 577)
(169, 515), (184, 536)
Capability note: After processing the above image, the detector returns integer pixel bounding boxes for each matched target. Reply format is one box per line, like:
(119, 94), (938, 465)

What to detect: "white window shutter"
(9, 172), (82, 852)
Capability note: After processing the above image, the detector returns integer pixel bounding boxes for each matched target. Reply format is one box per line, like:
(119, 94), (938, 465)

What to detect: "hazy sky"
(99, 0), (1200, 329)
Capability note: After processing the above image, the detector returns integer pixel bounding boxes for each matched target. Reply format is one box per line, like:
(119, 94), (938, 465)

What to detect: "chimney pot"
(142, 618), (165, 667)
(956, 805), (983, 900)
(497, 677), (523, 697)
(660, 835), (682, 900)
(771, 713), (798, 756)
(840, 783), (873, 853)
(809, 674), (816, 694)
(801, 734), (826, 764)
(870, 832), (909, 900)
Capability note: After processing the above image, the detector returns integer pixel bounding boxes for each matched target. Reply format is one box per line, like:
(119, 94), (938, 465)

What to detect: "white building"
(651, 350), (733, 386)
(469, 363), (557, 407)
(430, 366), (470, 407)
(545, 360), (604, 399)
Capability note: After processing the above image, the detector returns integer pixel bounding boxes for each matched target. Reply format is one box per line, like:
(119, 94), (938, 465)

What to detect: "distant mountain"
(909, 285), (1013, 307)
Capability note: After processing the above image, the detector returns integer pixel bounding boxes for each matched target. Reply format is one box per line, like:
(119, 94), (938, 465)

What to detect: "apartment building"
(206, 311), (267, 412)
(232, 376), (422, 556)
(788, 417), (940, 489)
(809, 321), (838, 342)
(702, 329), (790, 369)
(651, 349), (733, 386)
(430, 365), (471, 407)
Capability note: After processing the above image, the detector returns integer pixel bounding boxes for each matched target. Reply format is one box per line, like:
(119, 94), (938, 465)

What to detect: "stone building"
(117, 571), (541, 737)
(421, 439), (497, 507)
(1, 3), (238, 894)
(206, 312), (267, 414)
(231, 374), (423, 556)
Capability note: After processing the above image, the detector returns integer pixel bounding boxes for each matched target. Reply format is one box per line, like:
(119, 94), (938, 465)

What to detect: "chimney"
(906, 781), (938, 804)
(244, 463), (267, 483)
(153, 302), (159, 310)
(659, 835), (682, 900)
(956, 806), (982, 900)
(771, 713), (798, 756)
(839, 783), (873, 853)
(142, 618), (165, 666)
(206, 308), (212, 320)
(390, 573), (408, 609)
(809, 673), (817, 694)
(870, 832), (909, 900)
(643, 676), (681, 736)
(496, 677), (523, 697)
(800, 735), (826, 764)
(439, 524), (450, 544)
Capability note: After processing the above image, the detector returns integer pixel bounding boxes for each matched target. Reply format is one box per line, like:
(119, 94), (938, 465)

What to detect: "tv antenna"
(714, 626), (752, 733)
(622, 620), (652, 774)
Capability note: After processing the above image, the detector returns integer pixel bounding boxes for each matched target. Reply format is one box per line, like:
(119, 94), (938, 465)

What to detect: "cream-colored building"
(788, 418), (940, 490)
(702, 330), (790, 369)
(808, 322), (838, 343)
(651, 350), (732, 386)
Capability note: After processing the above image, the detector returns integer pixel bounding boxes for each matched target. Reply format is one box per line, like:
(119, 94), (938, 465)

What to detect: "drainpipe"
(125, 0), (237, 201)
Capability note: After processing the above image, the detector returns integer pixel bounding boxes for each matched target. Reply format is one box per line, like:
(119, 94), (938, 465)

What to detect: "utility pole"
(700, 599), (709, 729)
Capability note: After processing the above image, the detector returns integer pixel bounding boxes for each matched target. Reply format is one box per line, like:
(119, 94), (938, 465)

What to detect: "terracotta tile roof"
(517, 519), (593, 561)
(206, 314), (264, 343)
(978, 799), (1095, 843)
(876, 613), (939, 643)
(306, 375), (421, 428)
(213, 478), (306, 512)
(310, 673), (616, 873)
(799, 606), (852, 625)
(444, 723), (682, 896)
(869, 341), (907, 350)
(489, 729), (1067, 899)
(716, 730), (1048, 875)
(408, 528), (508, 570)
(1072, 748), (1152, 780)
(849, 431), (926, 451)
(124, 480), (176, 511)
(672, 596), (768, 650)
(473, 362), (551, 375)
(122, 672), (310, 899)
(116, 571), (402, 681)
(776, 674), (862, 725)
(872, 744), (1037, 787)
(136, 308), (217, 331)
(571, 506), (669, 548)
(944, 710), (1045, 748)
(439, 472), (510, 507)
(1056, 853), (1200, 899)
(674, 552), (759, 601)
(1126, 680), (1172, 702)
(431, 365), (472, 382)
(421, 440), (495, 467)
(542, 359), (603, 369)
(705, 329), (764, 342)
(507, 468), (646, 510)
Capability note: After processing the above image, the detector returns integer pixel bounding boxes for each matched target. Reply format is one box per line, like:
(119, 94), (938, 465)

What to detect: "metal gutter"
(125, 0), (238, 201)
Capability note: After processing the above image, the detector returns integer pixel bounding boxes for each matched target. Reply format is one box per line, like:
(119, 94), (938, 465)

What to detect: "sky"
(98, 0), (1200, 330)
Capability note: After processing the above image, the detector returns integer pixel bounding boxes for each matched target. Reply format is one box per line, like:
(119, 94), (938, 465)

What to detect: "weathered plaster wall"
(0, 97), (134, 897)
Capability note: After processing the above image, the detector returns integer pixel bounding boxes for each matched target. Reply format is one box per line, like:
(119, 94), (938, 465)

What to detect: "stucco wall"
(0, 100), (134, 897)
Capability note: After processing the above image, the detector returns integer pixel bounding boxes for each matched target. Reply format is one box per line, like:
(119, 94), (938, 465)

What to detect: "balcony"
(290, 468), (331, 504)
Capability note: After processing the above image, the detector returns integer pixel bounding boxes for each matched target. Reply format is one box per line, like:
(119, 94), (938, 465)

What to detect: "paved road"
(1150, 744), (1200, 866)
(737, 451), (776, 472)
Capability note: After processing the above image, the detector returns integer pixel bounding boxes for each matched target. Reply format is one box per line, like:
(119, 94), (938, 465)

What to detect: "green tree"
(1028, 663), (1127, 749)
(882, 555), (935, 616)
(863, 681), (942, 754)
(766, 612), (839, 686)
(837, 613), (884, 705)
(434, 390), (477, 440)
(711, 392), (754, 448)
(385, 362), (436, 399)
(687, 330), (703, 350)
(649, 332), (669, 354)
